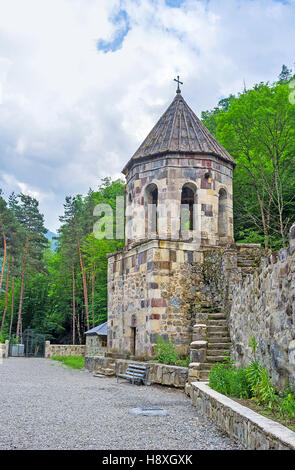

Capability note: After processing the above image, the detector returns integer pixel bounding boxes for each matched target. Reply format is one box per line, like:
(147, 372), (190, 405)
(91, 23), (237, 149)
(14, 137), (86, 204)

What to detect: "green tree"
(203, 82), (295, 249)
(279, 64), (292, 82)
(9, 194), (48, 338)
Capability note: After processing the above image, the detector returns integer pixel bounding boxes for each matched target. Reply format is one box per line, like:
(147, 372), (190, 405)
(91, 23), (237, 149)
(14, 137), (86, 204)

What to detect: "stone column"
(45, 341), (51, 359)
(290, 223), (295, 254)
(190, 340), (207, 363)
(5, 340), (9, 358)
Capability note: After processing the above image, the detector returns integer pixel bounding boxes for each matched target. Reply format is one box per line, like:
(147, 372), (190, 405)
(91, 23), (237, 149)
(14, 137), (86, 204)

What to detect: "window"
(218, 188), (227, 238)
(101, 336), (107, 348)
(145, 183), (158, 236)
(181, 183), (197, 233)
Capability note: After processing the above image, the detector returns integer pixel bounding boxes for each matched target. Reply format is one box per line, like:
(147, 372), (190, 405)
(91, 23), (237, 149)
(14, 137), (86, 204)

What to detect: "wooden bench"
(116, 364), (148, 385)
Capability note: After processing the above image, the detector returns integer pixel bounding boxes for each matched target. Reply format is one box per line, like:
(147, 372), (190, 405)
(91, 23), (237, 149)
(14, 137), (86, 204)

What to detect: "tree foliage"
(202, 68), (295, 249)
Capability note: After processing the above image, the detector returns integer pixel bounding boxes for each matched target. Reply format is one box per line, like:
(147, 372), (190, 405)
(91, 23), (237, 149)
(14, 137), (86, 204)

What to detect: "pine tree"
(9, 194), (48, 339)
(279, 64), (292, 82)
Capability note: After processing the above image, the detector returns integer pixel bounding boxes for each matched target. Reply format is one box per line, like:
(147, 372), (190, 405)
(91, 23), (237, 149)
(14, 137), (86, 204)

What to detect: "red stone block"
(149, 314), (160, 320)
(151, 298), (167, 307)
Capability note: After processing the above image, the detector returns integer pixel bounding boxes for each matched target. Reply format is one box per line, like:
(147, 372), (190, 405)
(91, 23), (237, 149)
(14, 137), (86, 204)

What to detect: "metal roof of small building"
(123, 92), (235, 173)
(85, 322), (108, 336)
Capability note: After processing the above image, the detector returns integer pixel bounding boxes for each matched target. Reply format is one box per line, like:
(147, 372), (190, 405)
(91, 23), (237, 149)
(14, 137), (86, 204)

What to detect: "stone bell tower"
(107, 83), (236, 360)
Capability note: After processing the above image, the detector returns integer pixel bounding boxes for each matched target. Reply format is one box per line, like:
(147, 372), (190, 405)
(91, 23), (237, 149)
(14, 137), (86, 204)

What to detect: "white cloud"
(0, 0), (294, 231)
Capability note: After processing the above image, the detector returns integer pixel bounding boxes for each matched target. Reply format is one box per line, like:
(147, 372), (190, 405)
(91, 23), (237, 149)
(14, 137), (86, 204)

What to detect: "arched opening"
(181, 183), (196, 233)
(218, 188), (227, 239)
(145, 183), (158, 236)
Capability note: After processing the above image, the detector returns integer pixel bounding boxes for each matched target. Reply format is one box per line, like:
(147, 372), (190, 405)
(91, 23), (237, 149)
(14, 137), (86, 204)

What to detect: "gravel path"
(0, 358), (241, 450)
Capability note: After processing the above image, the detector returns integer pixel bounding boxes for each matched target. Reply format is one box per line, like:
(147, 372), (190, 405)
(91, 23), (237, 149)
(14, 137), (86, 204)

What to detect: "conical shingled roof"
(123, 93), (235, 173)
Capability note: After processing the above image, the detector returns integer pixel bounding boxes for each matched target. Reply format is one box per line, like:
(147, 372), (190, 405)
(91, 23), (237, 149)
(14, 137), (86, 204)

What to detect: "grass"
(51, 355), (85, 369)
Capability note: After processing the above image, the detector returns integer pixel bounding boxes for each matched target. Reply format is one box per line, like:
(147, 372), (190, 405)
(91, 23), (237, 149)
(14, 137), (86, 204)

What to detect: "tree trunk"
(76, 236), (90, 330)
(1, 255), (10, 331)
(9, 276), (14, 338)
(76, 312), (82, 345)
(91, 270), (95, 328)
(16, 237), (29, 339)
(0, 231), (7, 294)
(72, 263), (76, 345)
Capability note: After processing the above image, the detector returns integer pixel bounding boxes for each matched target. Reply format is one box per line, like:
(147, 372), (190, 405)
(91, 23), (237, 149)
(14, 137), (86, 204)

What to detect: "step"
(207, 349), (230, 356)
(207, 355), (227, 363)
(239, 266), (256, 271)
(207, 319), (228, 327)
(189, 362), (211, 371)
(207, 342), (231, 350)
(208, 326), (229, 334)
(208, 337), (231, 344)
(197, 371), (210, 381)
(208, 313), (227, 320)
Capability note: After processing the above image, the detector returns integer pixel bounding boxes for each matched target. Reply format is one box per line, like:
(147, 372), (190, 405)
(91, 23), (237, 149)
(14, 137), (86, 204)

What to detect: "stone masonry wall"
(229, 225), (295, 388)
(85, 336), (107, 356)
(0, 341), (9, 359)
(125, 154), (234, 247)
(45, 342), (86, 358)
(84, 356), (188, 388)
(191, 382), (295, 450)
(107, 240), (206, 359)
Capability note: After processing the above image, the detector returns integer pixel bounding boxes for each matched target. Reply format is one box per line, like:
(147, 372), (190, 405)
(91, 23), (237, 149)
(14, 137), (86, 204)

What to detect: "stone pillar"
(45, 341), (51, 359)
(289, 340), (295, 384)
(290, 223), (295, 255)
(192, 324), (207, 342)
(190, 340), (207, 363)
(5, 340), (9, 358)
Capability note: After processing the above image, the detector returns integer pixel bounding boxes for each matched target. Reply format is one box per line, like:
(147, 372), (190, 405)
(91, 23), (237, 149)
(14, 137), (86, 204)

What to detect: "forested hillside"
(202, 66), (295, 250)
(0, 179), (125, 344)
(0, 67), (294, 344)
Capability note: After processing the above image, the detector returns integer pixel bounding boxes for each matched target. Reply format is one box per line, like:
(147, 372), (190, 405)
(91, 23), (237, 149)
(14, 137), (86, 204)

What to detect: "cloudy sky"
(0, 0), (294, 232)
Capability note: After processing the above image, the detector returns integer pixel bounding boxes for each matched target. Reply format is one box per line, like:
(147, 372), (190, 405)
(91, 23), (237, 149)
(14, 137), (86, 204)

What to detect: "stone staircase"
(186, 306), (231, 394)
(236, 245), (261, 278)
(87, 357), (116, 377)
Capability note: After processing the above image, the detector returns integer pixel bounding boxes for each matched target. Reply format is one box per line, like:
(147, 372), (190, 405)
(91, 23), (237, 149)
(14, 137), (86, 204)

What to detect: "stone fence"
(0, 341), (9, 359)
(45, 342), (86, 358)
(190, 382), (295, 450)
(84, 355), (188, 388)
(229, 223), (295, 388)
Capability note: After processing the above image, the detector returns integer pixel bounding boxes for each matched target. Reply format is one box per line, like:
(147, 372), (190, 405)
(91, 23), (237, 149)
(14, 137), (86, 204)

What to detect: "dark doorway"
(131, 327), (136, 356)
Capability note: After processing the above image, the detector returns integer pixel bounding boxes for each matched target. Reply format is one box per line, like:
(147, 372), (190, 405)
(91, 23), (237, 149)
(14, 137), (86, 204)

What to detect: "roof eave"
(122, 150), (236, 175)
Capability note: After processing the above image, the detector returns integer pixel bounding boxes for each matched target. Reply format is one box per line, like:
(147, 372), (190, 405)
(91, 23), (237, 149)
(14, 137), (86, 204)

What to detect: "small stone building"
(107, 87), (236, 360)
(85, 322), (108, 356)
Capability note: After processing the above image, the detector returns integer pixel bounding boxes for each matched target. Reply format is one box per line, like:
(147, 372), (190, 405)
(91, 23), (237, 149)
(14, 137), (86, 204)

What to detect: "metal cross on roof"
(174, 75), (183, 94)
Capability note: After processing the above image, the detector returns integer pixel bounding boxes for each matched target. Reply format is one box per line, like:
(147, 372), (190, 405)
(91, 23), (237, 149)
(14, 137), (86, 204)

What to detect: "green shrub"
(209, 363), (251, 398)
(175, 355), (190, 367)
(210, 336), (295, 422)
(278, 393), (295, 419)
(154, 336), (179, 365)
(246, 361), (278, 410)
(0, 332), (5, 343)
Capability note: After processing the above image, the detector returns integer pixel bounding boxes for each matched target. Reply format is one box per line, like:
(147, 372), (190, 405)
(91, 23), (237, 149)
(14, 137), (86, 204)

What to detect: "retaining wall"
(229, 224), (295, 388)
(84, 355), (188, 388)
(190, 382), (295, 450)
